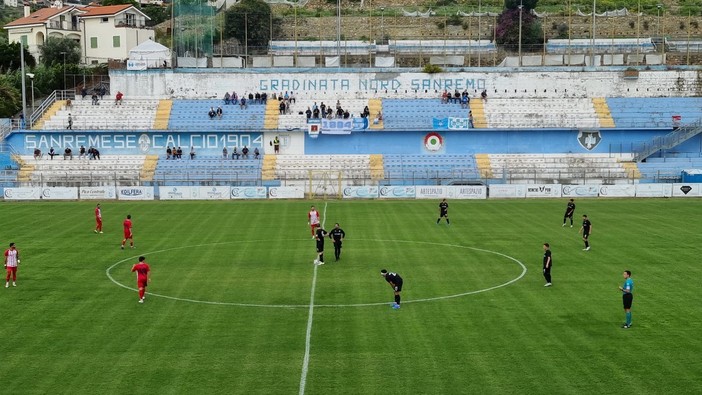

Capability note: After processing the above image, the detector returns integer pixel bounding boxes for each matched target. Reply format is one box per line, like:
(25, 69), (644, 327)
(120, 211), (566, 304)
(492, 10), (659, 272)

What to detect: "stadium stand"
(606, 98), (702, 128)
(482, 98), (600, 129)
(485, 153), (636, 184)
(273, 155), (371, 180)
(168, 100), (266, 131)
(637, 157), (702, 183)
(276, 99), (370, 130)
(269, 41), (376, 56)
(32, 100), (65, 130)
(388, 40), (497, 55)
(153, 157), (262, 185)
(17, 155), (146, 185)
(41, 98), (159, 130)
(381, 154), (479, 185)
(382, 99), (471, 130)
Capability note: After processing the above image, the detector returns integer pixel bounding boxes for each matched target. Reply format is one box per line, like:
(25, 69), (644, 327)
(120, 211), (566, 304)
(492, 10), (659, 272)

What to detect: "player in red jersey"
(121, 214), (134, 249)
(4, 243), (20, 288)
(131, 256), (151, 303)
(308, 205), (320, 238)
(94, 203), (103, 234)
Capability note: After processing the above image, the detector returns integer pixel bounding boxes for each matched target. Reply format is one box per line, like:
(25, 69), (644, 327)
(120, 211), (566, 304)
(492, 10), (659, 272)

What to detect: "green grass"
(1, 199), (701, 394)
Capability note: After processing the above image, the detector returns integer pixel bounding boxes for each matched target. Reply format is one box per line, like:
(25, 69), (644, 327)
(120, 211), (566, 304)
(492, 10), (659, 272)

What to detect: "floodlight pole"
(590, 0), (596, 67)
(20, 41), (27, 129)
(518, 0), (523, 67)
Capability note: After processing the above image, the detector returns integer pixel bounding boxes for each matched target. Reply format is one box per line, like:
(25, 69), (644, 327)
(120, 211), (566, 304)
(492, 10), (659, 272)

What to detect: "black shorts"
(440, 210), (448, 217)
(623, 293), (633, 309)
(393, 282), (403, 292)
(564, 212), (573, 218)
(582, 232), (590, 239)
(333, 240), (342, 247)
(316, 243), (324, 253)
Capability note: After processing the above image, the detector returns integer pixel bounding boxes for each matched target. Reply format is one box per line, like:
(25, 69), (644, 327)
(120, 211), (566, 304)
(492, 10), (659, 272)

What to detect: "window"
(90, 37), (98, 48)
(102, 17), (108, 23)
(125, 13), (135, 26)
(112, 36), (120, 48)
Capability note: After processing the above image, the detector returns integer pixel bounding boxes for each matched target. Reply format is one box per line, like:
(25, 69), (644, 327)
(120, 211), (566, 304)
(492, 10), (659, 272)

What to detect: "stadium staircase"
(369, 154), (384, 179)
(620, 161), (641, 179)
(475, 154), (493, 178)
(140, 155), (159, 181)
(633, 118), (702, 162)
(153, 100), (173, 129)
(15, 155), (35, 181)
(262, 155), (277, 180)
(469, 100), (488, 128)
(368, 99), (383, 129)
(264, 99), (280, 129)
(32, 100), (66, 130)
(591, 98), (615, 128)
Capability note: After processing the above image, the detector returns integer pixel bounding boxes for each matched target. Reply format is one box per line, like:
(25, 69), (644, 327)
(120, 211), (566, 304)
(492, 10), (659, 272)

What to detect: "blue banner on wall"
(320, 118), (368, 134)
(7, 131), (264, 155)
(433, 117), (472, 130)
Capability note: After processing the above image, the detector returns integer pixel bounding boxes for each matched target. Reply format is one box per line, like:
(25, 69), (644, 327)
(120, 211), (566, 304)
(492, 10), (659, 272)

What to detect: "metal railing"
(633, 118), (702, 162)
(28, 90), (76, 129)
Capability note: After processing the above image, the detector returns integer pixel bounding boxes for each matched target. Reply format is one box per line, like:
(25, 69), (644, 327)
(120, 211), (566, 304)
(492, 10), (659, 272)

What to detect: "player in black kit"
(314, 227), (328, 265)
(380, 269), (403, 309)
(542, 243), (552, 287)
(579, 214), (592, 251)
(563, 199), (575, 227)
(328, 223), (346, 261)
(436, 198), (450, 225)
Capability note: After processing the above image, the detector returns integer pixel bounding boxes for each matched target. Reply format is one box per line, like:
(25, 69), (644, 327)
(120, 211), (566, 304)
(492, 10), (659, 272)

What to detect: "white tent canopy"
(128, 39), (171, 68)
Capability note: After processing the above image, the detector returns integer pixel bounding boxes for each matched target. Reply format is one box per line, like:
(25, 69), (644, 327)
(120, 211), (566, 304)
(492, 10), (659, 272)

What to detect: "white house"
(3, 2), (153, 64)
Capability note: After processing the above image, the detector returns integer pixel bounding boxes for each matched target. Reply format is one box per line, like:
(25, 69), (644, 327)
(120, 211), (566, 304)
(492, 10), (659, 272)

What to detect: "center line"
(299, 202), (327, 395)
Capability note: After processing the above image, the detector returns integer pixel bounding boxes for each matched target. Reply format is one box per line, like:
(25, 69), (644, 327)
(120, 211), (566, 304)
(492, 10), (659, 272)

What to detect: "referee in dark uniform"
(542, 243), (552, 287)
(381, 269), (403, 309)
(328, 223), (346, 261)
(436, 198), (449, 225)
(313, 227), (327, 265)
(579, 214), (592, 251)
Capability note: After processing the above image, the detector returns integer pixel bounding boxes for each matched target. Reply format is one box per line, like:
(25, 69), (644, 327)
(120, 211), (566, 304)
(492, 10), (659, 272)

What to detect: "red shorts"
(124, 231), (132, 239)
(6, 266), (17, 275)
(96, 218), (102, 225)
(310, 223), (320, 229)
(137, 279), (148, 288)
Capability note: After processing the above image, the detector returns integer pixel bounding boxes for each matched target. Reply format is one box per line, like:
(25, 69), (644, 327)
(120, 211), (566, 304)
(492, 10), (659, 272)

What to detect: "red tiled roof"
(4, 6), (72, 28)
(80, 4), (133, 17)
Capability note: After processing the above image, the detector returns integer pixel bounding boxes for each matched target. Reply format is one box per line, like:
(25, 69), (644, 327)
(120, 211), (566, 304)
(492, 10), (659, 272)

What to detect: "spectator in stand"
(88, 147), (94, 159)
(326, 108), (333, 119)
(92, 93), (99, 105)
(289, 92), (296, 104)
(224, 92), (231, 105)
(362, 106), (370, 118)
(336, 107), (344, 119)
(248, 92), (254, 103)
(115, 91), (123, 105)
(481, 89), (488, 101)
(94, 148), (101, 160)
(312, 102), (318, 112)
(79, 145), (86, 159)
(254, 147), (260, 159)
(284, 91), (289, 101)
(242, 146), (249, 159)
(306, 107), (312, 119)
(312, 107), (320, 119)
(66, 113), (73, 130)
(441, 90), (449, 104)
(285, 99), (291, 114)
(461, 94), (469, 109)
(231, 91), (238, 105)
(453, 90), (461, 104)
(99, 86), (106, 100)
(33, 148), (42, 160)
(208, 107), (216, 119)
(222, 146), (228, 159)
(81, 87), (88, 99)
(190, 146), (196, 160)
(468, 111), (474, 128)
(373, 110), (383, 125)
(261, 92), (267, 104)
(64, 147), (73, 160)
(320, 102), (326, 117)
(343, 109), (350, 119)
(231, 147), (240, 159)
(240, 97), (247, 110)
(66, 99), (72, 110)
(279, 100), (286, 115)
(166, 146), (172, 159)
(176, 147), (183, 159)
(216, 106), (223, 119)
(273, 136), (280, 154)
(255, 92), (261, 104)
(48, 147), (57, 160)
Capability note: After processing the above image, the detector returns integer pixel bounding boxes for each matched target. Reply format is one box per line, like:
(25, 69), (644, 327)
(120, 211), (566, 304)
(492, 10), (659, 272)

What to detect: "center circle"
(106, 239), (527, 308)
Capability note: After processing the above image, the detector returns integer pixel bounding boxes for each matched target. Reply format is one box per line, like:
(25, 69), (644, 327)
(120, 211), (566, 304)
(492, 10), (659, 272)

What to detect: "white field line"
(298, 202), (327, 395)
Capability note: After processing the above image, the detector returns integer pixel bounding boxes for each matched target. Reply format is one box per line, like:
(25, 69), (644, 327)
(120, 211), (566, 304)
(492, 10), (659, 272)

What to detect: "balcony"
(48, 21), (80, 32)
(114, 18), (147, 29)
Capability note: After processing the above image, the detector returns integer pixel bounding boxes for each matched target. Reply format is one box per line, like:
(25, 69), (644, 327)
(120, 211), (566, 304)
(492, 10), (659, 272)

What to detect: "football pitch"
(0, 198), (700, 394)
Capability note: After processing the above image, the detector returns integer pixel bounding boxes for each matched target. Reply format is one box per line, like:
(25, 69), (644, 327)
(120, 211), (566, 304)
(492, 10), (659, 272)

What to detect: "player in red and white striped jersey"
(94, 203), (103, 234)
(4, 243), (20, 288)
(308, 205), (320, 238)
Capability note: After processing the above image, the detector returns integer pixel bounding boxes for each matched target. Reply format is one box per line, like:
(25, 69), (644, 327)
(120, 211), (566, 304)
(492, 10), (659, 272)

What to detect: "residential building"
(3, 2), (153, 64)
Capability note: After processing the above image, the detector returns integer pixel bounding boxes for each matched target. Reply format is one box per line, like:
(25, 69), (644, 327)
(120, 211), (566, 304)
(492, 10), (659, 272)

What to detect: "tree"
(224, 0), (281, 50)
(495, 2), (543, 51)
(143, 4), (170, 27)
(39, 37), (80, 66)
(0, 74), (21, 118)
(0, 41), (36, 71)
(99, 0), (138, 6)
(504, 0), (538, 10)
